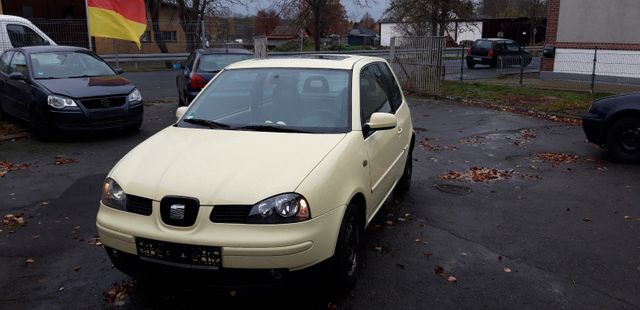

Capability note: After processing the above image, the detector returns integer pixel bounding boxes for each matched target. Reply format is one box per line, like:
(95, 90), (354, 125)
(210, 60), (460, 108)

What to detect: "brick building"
(542, 0), (640, 83)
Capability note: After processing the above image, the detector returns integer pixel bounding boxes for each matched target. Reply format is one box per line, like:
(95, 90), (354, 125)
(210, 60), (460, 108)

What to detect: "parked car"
(0, 15), (56, 53)
(583, 93), (640, 162)
(176, 48), (253, 106)
(466, 38), (532, 69)
(98, 55), (415, 289)
(0, 46), (143, 140)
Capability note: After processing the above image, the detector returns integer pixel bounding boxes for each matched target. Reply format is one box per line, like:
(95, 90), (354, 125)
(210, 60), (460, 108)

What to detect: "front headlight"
(101, 178), (127, 210)
(128, 88), (142, 104)
(47, 94), (78, 109)
(247, 193), (311, 224)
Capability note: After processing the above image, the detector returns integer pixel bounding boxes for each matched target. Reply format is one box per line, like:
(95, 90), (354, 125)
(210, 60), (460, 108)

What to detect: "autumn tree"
(359, 12), (376, 30)
(385, 0), (475, 37)
(274, 0), (372, 51)
(255, 9), (281, 36)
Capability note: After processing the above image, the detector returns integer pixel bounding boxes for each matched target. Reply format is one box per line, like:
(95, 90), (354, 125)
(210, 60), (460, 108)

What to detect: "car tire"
(606, 116), (640, 162)
(30, 108), (56, 141)
(331, 203), (363, 292)
(395, 150), (413, 194)
(466, 62), (475, 69)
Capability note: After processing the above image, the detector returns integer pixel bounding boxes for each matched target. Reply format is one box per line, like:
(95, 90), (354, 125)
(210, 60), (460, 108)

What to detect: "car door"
(178, 52), (196, 100)
(6, 24), (50, 48)
(5, 51), (32, 120)
(360, 63), (406, 211)
(0, 51), (14, 115)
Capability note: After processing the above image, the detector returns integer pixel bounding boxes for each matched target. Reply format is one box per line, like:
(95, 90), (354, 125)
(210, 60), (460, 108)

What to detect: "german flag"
(87, 0), (147, 48)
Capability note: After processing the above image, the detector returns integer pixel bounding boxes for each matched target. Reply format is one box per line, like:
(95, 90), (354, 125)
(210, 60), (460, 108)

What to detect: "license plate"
(136, 238), (222, 270)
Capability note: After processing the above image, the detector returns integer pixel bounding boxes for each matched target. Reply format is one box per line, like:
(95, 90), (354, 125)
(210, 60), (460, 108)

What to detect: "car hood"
(110, 126), (346, 205)
(36, 76), (135, 99)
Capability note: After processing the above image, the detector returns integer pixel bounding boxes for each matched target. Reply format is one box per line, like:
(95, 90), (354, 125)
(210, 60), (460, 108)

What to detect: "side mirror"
(365, 112), (397, 132)
(176, 106), (188, 120)
(114, 68), (124, 74)
(8, 72), (26, 80)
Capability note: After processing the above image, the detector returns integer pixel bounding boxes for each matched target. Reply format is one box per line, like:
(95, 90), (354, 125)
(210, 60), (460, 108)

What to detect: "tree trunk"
(313, 3), (321, 51)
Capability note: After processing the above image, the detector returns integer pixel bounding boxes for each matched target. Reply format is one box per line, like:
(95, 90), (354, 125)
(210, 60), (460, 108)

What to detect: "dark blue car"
(583, 93), (640, 162)
(0, 46), (143, 140)
(176, 48), (253, 106)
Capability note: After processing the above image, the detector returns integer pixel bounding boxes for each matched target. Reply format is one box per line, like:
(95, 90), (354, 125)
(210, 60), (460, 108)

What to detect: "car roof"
(197, 48), (253, 55)
(8, 45), (89, 54)
(0, 15), (32, 23)
(226, 54), (381, 70)
(478, 38), (514, 42)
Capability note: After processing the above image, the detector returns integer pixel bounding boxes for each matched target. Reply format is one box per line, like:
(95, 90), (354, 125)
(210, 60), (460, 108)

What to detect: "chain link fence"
(443, 47), (542, 84)
(553, 48), (640, 90)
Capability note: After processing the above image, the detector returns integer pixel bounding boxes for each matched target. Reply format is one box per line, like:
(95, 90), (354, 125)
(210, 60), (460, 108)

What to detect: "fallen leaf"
(434, 265), (445, 275)
(385, 220), (394, 225)
(396, 263), (405, 269)
(32, 234), (40, 240)
(583, 218), (592, 222)
(59, 287), (64, 292)
(498, 255), (503, 261)
(536, 152), (579, 164)
(504, 267), (512, 273)
(25, 258), (35, 264)
(624, 216), (633, 220)
(447, 275), (457, 283)
(229, 290), (237, 297)
(74, 266), (81, 271)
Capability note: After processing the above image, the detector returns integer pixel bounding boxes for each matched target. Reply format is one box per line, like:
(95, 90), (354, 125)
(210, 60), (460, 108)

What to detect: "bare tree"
(145, 0), (168, 53)
(359, 12), (376, 30)
(385, 0), (475, 37)
(256, 9), (281, 36)
(272, 0), (373, 51)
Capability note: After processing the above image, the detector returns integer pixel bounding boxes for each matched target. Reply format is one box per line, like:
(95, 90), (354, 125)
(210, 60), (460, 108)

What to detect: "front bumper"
(50, 104), (143, 131)
(582, 112), (607, 146)
(96, 202), (345, 272)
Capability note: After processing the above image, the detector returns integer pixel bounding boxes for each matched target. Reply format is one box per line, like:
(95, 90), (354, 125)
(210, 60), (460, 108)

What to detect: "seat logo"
(169, 204), (186, 220)
(100, 98), (111, 108)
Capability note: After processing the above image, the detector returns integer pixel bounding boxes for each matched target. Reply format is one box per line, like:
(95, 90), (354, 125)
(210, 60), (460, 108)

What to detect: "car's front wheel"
(331, 204), (363, 292)
(607, 116), (640, 162)
(30, 108), (56, 141)
(395, 151), (413, 193)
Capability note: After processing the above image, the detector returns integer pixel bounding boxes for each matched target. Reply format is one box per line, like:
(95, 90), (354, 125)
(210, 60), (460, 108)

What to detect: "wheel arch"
(605, 109), (640, 141)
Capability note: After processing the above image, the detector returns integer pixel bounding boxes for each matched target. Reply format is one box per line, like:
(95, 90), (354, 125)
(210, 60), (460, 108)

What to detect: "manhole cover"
(434, 183), (472, 196)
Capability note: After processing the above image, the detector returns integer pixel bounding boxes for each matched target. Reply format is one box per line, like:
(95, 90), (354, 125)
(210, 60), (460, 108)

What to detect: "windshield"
(197, 54), (252, 72)
(179, 68), (351, 133)
(30, 51), (115, 79)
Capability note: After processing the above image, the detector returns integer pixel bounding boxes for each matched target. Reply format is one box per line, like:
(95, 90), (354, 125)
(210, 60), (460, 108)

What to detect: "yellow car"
(97, 55), (414, 288)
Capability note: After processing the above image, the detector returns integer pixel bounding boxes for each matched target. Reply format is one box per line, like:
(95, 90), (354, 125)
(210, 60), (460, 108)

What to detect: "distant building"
(347, 26), (377, 46)
(267, 25), (307, 48)
(542, 0), (640, 83)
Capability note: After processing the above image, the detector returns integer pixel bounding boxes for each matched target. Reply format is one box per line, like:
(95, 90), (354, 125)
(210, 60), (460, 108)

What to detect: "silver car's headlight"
(101, 178), (127, 210)
(47, 94), (78, 109)
(247, 193), (310, 224)
(128, 88), (142, 104)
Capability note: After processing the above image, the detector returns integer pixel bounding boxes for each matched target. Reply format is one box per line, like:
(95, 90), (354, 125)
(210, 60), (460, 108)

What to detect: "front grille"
(210, 205), (252, 223)
(80, 96), (126, 109)
(126, 195), (153, 216)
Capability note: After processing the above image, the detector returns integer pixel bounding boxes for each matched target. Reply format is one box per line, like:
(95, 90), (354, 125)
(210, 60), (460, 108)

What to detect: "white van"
(0, 15), (56, 53)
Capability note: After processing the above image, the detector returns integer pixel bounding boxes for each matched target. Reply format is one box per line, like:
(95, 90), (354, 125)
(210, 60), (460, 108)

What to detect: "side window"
(360, 65), (392, 126)
(0, 51), (14, 74)
(376, 63), (403, 111)
(506, 42), (521, 52)
(9, 52), (28, 76)
(6, 24), (47, 48)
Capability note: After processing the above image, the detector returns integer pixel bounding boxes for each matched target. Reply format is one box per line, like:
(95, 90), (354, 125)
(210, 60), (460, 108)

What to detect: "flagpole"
(85, 0), (93, 51)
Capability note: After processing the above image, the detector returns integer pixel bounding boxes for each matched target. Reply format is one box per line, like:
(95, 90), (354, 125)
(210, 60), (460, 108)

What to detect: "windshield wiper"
(183, 118), (230, 129)
(234, 124), (309, 133)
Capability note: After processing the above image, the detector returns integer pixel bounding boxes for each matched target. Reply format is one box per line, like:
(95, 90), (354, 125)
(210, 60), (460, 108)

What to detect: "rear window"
(473, 40), (492, 49)
(6, 24), (49, 48)
(197, 54), (252, 72)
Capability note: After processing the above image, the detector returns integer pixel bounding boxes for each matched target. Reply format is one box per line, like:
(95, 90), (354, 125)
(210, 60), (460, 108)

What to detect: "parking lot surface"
(1, 99), (639, 309)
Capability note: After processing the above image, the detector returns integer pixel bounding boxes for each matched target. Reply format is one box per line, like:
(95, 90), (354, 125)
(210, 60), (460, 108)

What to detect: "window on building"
(155, 31), (177, 43)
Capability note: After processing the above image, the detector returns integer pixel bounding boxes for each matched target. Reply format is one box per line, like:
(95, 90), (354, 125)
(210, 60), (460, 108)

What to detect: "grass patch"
(442, 81), (612, 116)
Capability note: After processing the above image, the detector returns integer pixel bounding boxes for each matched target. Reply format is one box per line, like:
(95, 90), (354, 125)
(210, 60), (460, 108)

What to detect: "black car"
(583, 93), (640, 162)
(0, 46), (143, 140)
(176, 48), (253, 106)
(466, 38), (532, 69)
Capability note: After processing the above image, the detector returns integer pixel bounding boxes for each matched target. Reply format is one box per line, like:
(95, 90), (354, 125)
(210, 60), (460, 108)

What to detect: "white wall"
(381, 22), (483, 46)
(558, 0), (640, 44)
(380, 23), (402, 47)
(554, 48), (640, 78)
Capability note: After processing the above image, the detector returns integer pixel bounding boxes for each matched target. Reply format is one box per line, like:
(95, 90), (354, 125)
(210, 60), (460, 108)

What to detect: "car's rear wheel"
(30, 108), (56, 141)
(607, 116), (640, 162)
(331, 204), (363, 292)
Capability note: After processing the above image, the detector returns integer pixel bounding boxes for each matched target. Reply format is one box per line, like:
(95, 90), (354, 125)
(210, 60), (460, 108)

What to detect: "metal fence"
(443, 46), (543, 84)
(390, 36), (446, 96)
(553, 47), (640, 90)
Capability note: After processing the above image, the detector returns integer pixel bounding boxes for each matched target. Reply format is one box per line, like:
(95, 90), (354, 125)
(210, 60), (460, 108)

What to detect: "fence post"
(390, 37), (396, 62)
(201, 20), (206, 48)
(460, 46), (465, 82)
(591, 46), (598, 93)
(519, 55), (524, 86)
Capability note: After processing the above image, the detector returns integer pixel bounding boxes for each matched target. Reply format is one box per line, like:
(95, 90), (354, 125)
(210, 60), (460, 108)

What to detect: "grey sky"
(229, 0), (390, 21)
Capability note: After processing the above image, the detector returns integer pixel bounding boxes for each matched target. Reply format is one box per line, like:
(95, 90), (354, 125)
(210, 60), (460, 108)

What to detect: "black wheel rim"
(344, 217), (359, 277)
(619, 127), (640, 153)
